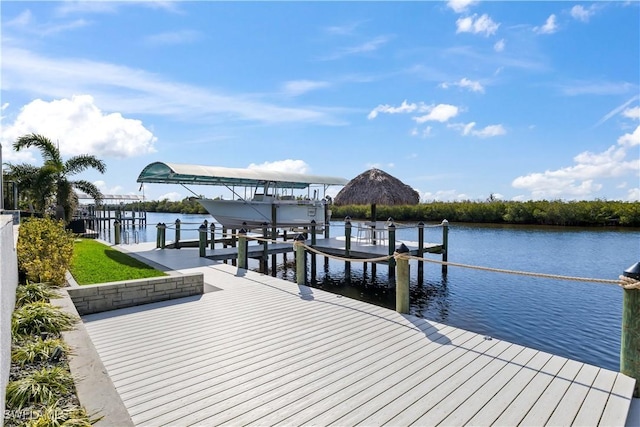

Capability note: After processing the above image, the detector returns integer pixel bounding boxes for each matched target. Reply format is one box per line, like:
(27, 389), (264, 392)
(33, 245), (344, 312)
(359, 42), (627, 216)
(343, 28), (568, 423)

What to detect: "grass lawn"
(70, 239), (167, 285)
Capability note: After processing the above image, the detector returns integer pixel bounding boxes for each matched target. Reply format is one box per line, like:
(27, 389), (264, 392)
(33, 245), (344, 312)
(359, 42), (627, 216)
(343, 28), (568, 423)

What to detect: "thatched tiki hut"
(334, 168), (420, 221)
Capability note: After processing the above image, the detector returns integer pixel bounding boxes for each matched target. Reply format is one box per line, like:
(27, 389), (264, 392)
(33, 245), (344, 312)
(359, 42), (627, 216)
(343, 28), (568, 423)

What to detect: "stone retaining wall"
(67, 273), (204, 315)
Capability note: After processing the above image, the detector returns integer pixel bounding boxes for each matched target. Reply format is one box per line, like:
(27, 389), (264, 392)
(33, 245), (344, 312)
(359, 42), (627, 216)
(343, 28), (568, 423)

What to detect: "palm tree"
(6, 133), (106, 222)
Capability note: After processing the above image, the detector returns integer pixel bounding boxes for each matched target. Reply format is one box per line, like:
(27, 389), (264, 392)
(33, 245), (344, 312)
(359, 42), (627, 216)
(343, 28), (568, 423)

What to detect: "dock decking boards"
(82, 244), (635, 426)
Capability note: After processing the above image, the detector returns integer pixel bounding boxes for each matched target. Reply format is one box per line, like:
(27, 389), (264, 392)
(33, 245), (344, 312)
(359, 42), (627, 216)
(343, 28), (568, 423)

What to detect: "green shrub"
(12, 337), (70, 366)
(17, 218), (74, 286)
(6, 366), (74, 410)
(15, 282), (60, 308)
(11, 302), (77, 338)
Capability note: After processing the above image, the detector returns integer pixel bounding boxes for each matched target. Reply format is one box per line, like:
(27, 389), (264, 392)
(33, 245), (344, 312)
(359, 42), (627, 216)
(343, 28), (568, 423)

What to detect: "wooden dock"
(82, 242), (636, 426)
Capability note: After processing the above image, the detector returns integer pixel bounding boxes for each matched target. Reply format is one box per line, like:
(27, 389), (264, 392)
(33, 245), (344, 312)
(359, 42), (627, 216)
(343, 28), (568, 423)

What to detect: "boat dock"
(80, 242), (637, 426)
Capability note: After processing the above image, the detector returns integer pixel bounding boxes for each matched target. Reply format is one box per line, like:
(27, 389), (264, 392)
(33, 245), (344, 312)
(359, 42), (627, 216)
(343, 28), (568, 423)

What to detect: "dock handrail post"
(238, 228), (248, 270)
(345, 217), (351, 257)
(441, 219), (449, 275)
(160, 223), (166, 249)
(156, 222), (162, 248)
(395, 243), (410, 314)
(388, 218), (396, 271)
(210, 222), (216, 250)
(417, 222), (425, 280)
(295, 233), (306, 286)
(114, 220), (121, 245)
(174, 219), (181, 249)
(621, 262), (640, 397)
(310, 220), (317, 245)
(198, 224), (207, 257)
(261, 222), (269, 274)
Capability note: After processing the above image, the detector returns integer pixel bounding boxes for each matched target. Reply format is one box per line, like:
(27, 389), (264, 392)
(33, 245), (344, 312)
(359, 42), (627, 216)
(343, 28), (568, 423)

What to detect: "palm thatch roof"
(334, 168), (420, 206)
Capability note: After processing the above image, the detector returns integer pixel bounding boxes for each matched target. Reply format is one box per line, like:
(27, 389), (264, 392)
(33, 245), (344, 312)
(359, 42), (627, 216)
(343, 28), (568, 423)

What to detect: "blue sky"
(1, 0), (639, 203)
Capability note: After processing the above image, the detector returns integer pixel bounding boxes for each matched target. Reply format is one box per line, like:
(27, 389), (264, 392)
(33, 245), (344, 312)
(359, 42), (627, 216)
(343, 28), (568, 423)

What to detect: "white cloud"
(321, 35), (392, 61)
(512, 126), (640, 199)
(410, 126), (433, 138)
(2, 47), (341, 125)
(494, 39), (505, 52)
(0, 95), (157, 159)
(456, 14), (500, 36)
(534, 14), (558, 34)
(368, 100), (427, 119)
(628, 188), (640, 201)
(282, 80), (331, 97)
(441, 78), (485, 93)
(413, 104), (460, 123)
(247, 159), (310, 174)
(623, 106), (640, 120)
(93, 180), (124, 195)
(447, 0), (477, 14)
(143, 30), (201, 46)
(594, 95), (640, 126)
(571, 5), (596, 22)
(421, 189), (469, 202)
(449, 122), (506, 138)
(618, 125), (640, 147)
(158, 191), (183, 202)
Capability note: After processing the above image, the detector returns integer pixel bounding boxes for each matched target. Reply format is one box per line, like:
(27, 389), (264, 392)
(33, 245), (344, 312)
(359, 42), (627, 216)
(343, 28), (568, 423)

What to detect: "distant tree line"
(121, 198), (640, 227)
(332, 200), (640, 227)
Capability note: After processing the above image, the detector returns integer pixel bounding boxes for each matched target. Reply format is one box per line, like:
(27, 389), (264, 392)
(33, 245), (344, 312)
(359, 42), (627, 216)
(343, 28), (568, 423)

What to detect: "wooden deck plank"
(465, 351), (554, 425)
(600, 374), (636, 426)
(518, 358), (583, 426)
(78, 246), (635, 427)
(235, 326), (465, 427)
(573, 368), (619, 426)
(545, 363), (601, 426)
(492, 354), (569, 425)
(379, 340), (514, 426)
(127, 314), (401, 422)
(405, 343), (526, 426)
(330, 335), (500, 426)
(437, 345), (539, 426)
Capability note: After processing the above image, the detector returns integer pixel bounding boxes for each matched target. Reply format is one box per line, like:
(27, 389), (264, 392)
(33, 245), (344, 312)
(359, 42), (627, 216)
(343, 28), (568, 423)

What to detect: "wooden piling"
(417, 221), (424, 282)
(156, 223), (162, 248)
(621, 262), (640, 397)
(238, 229), (248, 270)
(388, 220), (396, 271)
(295, 234), (306, 286)
(261, 223), (269, 274)
(395, 243), (410, 314)
(344, 217), (352, 276)
(210, 223), (216, 250)
(199, 224), (207, 257)
(175, 219), (181, 249)
(114, 220), (121, 245)
(441, 219), (449, 275)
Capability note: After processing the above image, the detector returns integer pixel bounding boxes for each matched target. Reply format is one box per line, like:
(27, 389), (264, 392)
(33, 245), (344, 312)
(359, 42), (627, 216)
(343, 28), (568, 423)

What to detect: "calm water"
(102, 212), (640, 371)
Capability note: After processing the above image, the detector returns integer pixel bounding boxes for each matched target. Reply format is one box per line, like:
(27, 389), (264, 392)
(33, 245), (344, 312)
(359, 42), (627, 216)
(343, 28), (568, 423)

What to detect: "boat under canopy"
(136, 162), (349, 230)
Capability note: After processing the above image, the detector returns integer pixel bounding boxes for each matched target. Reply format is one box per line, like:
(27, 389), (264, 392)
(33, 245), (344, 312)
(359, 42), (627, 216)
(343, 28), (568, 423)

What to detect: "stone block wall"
(67, 273), (204, 315)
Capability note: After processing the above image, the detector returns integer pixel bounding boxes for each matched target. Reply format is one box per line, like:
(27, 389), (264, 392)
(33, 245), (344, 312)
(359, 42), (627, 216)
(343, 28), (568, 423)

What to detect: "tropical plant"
(25, 403), (95, 427)
(17, 218), (75, 286)
(15, 282), (60, 308)
(5, 366), (74, 409)
(6, 133), (106, 221)
(11, 337), (69, 366)
(11, 302), (77, 338)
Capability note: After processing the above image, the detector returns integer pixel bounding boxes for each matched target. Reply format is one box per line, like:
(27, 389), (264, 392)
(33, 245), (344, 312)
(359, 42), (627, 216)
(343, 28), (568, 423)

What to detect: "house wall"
(0, 215), (19, 425)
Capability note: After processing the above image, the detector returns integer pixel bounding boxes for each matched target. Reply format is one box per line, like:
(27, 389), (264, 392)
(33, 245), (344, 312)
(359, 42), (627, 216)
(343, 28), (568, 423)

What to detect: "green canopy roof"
(137, 162), (348, 189)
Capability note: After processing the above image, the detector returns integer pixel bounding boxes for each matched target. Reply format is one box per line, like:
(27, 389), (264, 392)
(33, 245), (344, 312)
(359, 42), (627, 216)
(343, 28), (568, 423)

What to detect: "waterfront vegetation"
(123, 198), (640, 227)
(332, 199), (640, 227)
(70, 239), (166, 285)
(6, 218), (96, 426)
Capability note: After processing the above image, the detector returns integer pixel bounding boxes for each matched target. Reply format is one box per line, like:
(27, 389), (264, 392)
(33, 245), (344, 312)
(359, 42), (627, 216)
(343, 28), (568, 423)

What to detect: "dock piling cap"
(623, 262), (640, 280)
(396, 243), (410, 253)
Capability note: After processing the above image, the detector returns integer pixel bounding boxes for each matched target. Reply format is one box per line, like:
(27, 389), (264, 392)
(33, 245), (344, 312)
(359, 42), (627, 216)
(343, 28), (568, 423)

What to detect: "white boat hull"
(197, 198), (328, 229)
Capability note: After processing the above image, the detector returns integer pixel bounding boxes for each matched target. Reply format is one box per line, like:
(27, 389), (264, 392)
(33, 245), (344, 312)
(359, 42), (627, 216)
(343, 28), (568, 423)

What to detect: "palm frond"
(13, 134), (63, 165)
(65, 155), (106, 175)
